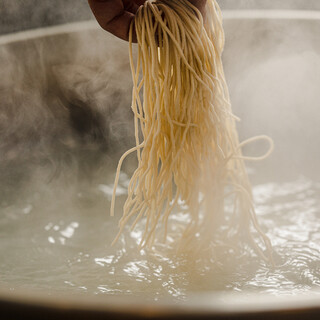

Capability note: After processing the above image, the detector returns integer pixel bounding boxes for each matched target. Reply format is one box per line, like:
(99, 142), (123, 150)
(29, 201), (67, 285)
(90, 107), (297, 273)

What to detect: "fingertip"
(125, 1), (140, 14)
(106, 11), (137, 42)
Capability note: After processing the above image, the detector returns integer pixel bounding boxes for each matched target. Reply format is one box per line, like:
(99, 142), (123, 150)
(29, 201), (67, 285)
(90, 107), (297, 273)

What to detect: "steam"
(0, 29), (135, 205)
(222, 17), (320, 181)
(0, 9), (319, 210)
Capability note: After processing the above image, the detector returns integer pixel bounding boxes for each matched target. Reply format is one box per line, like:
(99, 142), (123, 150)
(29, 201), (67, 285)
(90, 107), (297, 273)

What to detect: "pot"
(0, 11), (319, 319)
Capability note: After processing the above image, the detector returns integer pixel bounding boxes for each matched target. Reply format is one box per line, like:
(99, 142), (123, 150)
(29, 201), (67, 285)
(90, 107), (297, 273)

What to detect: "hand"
(88, 0), (207, 42)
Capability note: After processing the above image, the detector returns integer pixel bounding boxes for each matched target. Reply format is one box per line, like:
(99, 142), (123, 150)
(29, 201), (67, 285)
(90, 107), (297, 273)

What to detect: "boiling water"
(1, 170), (319, 301)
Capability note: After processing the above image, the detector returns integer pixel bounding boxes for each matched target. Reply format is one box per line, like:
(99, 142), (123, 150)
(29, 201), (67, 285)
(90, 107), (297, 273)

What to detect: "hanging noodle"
(111, 0), (273, 260)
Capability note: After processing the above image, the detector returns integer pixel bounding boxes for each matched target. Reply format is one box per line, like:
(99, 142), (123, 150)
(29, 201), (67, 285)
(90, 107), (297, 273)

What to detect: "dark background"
(1, 0), (320, 35)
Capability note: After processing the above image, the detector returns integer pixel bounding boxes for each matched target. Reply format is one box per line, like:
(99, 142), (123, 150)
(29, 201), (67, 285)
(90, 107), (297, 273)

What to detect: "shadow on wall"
(1, 0), (320, 35)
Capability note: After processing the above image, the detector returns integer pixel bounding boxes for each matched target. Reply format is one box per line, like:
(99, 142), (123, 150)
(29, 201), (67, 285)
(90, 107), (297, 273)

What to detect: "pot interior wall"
(1, 18), (319, 188)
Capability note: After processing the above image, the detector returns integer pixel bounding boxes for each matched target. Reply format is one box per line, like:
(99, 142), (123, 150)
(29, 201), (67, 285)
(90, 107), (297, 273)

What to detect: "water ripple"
(0, 175), (319, 300)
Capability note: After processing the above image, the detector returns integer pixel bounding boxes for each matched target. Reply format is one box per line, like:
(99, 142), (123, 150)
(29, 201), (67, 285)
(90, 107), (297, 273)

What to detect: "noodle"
(111, 0), (273, 260)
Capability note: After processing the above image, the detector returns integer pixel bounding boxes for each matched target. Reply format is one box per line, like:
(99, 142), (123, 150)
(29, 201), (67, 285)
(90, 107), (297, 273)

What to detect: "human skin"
(88, 0), (207, 41)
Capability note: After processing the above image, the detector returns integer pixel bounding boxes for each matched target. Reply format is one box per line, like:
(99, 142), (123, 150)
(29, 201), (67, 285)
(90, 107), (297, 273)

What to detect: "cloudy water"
(0, 171), (319, 301)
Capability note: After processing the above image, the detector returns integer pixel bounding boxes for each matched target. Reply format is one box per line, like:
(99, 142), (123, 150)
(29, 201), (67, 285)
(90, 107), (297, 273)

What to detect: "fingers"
(133, 0), (145, 5)
(189, 0), (207, 16)
(191, 0), (207, 9)
(88, 0), (138, 41)
(123, 0), (141, 14)
(88, 0), (207, 42)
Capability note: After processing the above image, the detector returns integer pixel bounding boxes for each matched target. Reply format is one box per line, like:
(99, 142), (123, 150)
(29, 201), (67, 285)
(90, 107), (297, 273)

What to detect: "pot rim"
(0, 284), (319, 317)
(0, 9), (320, 46)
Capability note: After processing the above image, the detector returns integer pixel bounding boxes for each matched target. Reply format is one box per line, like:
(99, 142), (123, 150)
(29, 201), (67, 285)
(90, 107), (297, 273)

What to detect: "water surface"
(1, 172), (319, 301)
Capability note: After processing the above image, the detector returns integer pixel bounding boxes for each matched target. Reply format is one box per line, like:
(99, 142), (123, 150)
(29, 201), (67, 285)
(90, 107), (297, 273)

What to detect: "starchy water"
(0, 172), (319, 301)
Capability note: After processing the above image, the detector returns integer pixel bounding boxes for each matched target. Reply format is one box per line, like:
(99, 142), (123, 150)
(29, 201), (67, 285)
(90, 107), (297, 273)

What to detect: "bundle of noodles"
(111, 0), (273, 260)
